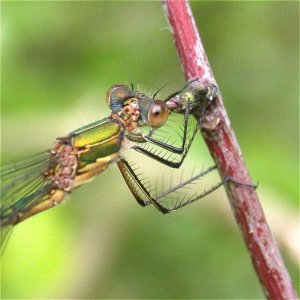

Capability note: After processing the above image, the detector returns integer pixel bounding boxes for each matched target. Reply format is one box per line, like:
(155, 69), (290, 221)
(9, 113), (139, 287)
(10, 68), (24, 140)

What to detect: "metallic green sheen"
(71, 118), (121, 148)
(79, 138), (122, 164)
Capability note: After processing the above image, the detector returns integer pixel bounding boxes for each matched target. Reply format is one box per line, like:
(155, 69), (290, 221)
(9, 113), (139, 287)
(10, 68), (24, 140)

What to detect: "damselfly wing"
(1, 79), (219, 254)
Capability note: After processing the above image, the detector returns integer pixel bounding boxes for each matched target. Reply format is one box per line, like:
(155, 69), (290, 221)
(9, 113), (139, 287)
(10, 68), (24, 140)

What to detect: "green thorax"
(69, 117), (123, 165)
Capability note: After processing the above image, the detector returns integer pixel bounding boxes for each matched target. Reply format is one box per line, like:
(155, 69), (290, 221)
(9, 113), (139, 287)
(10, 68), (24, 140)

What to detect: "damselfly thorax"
(1, 79), (220, 253)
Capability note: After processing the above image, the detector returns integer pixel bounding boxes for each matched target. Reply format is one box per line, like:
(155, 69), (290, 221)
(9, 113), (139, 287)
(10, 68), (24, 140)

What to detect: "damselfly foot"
(132, 79), (217, 168)
(1, 80), (219, 253)
(119, 157), (257, 214)
(224, 177), (258, 190)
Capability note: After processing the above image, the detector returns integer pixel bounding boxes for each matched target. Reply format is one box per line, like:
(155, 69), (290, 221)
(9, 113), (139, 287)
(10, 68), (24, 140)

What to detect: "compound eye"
(106, 85), (130, 107)
(148, 100), (169, 128)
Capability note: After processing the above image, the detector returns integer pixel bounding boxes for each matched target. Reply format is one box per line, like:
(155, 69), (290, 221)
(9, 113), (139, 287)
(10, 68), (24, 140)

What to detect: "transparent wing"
(0, 151), (56, 254)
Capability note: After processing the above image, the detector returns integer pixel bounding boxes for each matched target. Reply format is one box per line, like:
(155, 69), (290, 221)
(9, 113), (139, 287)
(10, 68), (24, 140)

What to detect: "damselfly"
(1, 79), (219, 253)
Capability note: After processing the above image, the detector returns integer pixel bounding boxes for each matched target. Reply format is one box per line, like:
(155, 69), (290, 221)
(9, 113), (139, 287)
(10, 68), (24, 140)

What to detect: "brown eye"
(148, 100), (169, 128)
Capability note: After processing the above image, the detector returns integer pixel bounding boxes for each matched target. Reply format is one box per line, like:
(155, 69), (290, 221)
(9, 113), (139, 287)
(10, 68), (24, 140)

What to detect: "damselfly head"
(106, 84), (169, 129)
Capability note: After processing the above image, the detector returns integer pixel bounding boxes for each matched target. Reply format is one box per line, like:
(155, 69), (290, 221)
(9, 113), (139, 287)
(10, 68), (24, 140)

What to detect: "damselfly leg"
(1, 80), (221, 254)
(132, 104), (197, 168)
(131, 79), (217, 168)
(118, 158), (256, 214)
(118, 158), (225, 213)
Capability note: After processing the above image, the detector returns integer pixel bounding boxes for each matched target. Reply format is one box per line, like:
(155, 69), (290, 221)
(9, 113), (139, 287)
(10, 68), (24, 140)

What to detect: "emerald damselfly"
(1, 79), (219, 253)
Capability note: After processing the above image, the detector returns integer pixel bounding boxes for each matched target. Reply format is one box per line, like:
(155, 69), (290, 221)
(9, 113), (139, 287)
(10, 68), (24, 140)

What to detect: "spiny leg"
(117, 158), (219, 214)
(225, 176), (258, 189)
(117, 159), (152, 207)
(117, 158), (167, 212)
(142, 103), (191, 154)
(164, 175), (257, 212)
(128, 99), (192, 155)
(132, 79), (203, 155)
(132, 103), (197, 168)
(142, 79), (201, 153)
(132, 80), (218, 168)
(132, 125), (196, 169)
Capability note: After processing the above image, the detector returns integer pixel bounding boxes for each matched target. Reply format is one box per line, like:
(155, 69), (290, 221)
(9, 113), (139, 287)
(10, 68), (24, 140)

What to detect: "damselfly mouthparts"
(1, 79), (218, 253)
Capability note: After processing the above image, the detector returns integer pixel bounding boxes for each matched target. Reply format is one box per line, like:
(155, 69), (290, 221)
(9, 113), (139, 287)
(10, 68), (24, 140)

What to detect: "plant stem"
(162, 1), (298, 299)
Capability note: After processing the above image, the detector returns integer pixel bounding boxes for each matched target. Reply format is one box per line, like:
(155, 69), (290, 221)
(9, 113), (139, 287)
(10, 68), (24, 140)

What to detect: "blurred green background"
(1, 1), (298, 299)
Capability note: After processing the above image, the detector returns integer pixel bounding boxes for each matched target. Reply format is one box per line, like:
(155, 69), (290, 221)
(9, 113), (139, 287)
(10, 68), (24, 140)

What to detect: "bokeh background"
(1, 1), (298, 299)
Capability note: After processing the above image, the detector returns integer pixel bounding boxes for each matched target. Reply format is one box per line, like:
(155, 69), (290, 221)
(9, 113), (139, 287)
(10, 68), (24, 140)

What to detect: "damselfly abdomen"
(1, 80), (218, 252)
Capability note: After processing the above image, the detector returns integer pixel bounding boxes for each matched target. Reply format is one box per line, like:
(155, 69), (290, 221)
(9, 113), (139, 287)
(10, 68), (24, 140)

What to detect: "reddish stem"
(162, 1), (298, 299)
